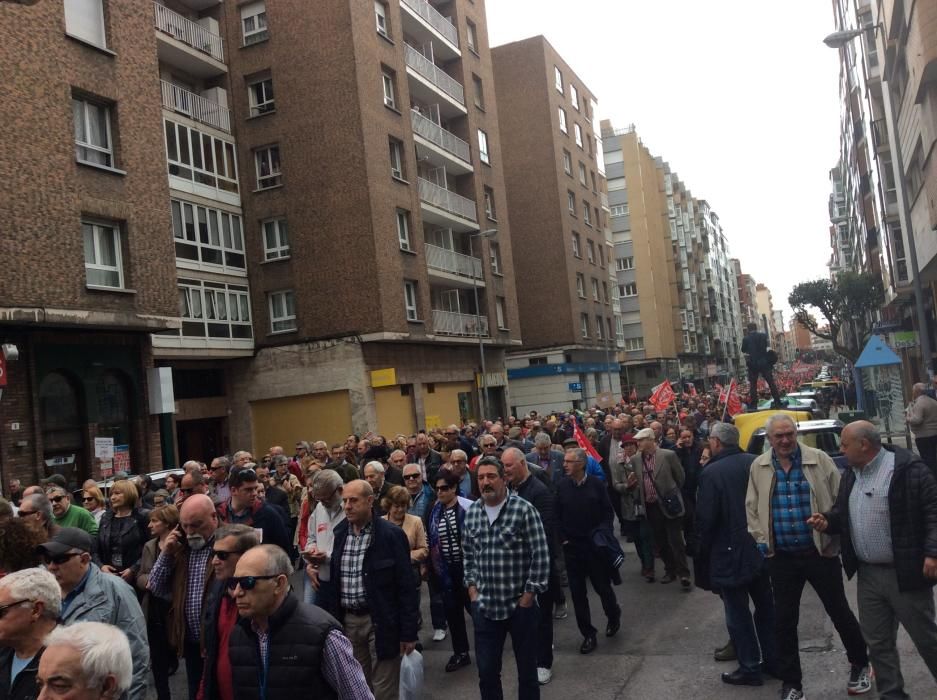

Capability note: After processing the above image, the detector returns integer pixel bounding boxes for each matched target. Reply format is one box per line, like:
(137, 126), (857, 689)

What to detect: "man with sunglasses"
(216, 467), (290, 555)
(17, 493), (56, 540)
(47, 486), (98, 537)
(208, 457), (232, 505)
(38, 528), (149, 700)
(176, 471), (209, 507)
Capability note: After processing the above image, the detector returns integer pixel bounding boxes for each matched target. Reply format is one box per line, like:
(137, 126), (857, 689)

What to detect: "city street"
(159, 540), (936, 699)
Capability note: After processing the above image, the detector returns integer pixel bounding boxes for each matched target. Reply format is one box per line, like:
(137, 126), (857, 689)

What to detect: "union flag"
(649, 381), (676, 413)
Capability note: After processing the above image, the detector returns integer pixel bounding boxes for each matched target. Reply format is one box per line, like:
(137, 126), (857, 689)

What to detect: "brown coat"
(630, 447), (686, 519)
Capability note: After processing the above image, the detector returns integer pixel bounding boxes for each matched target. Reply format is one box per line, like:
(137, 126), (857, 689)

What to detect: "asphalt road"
(157, 544), (936, 699)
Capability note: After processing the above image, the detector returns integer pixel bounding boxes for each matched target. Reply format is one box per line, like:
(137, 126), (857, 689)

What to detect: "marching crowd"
(0, 385), (935, 700)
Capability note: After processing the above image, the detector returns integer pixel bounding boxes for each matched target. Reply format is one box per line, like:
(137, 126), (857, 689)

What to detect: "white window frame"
(563, 150), (572, 175)
(595, 315), (604, 339)
(466, 20), (478, 52)
(374, 1), (389, 37)
(484, 188), (496, 220)
(587, 240), (595, 264)
(489, 241), (502, 275)
(254, 145), (281, 189)
(616, 256), (634, 271)
(580, 313), (589, 338)
(477, 129), (490, 164)
(389, 139), (404, 179)
(404, 281), (419, 321)
(64, 0), (106, 49)
(82, 220), (123, 289)
(574, 123), (583, 148)
(262, 217), (289, 261)
(554, 66), (564, 93)
(495, 297), (507, 329)
(572, 233), (581, 258)
(567, 191), (576, 215)
(570, 84), (579, 110)
(621, 283), (637, 297)
(396, 209), (412, 251)
(591, 278), (599, 301)
(602, 281), (609, 303)
(610, 204), (629, 217)
(164, 120), (239, 198)
(73, 97), (114, 168)
(583, 202), (592, 226)
(576, 274), (585, 298)
(558, 107), (567, 134)
(268, 290), (296, 333)
(382, 70), (396, 109)
(171, 198), (246, 272)
(248, 77), (275, 117)
(178, 278), (252, 340)
(578, 162), (587, 186)
(241, 1), (268, 46)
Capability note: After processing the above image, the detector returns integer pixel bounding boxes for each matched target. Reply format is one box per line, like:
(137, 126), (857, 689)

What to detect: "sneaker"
(537, 667), (553, 685)
(847, 665), (872, 695)
(432, 628), (447, 642)
(780, 686), (805, 700)
(553, 602), (568, 620)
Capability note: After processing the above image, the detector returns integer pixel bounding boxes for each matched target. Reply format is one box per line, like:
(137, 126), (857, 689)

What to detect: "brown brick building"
(492, 37), (620, 415)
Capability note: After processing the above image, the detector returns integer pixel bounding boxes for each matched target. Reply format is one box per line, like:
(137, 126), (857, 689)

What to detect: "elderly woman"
(97, 480), (149, 583)
(382, 485), (428, 567)
(81, 486), (107, 524)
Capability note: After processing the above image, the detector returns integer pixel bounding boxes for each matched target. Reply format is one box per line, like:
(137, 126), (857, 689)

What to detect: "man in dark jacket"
(228, 544), (372, 700)
(740, 322), (781, 407)
(695, 422), (776, 686)
(809, 421), (937, 698)
(216, 467), (291, 554)
(315, 480), (419, 700)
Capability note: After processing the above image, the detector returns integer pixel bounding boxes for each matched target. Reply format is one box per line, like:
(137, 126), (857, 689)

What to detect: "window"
(178, 279), (252, 340)
(495, 297), (507, 329)
(570, 84), (579, 110)
(567, 191), (576, 215)
(248, 77), (275, 116)
(268, 290), (296, 333)
(477, 129), (490, 164)
(576, 273), (585, 298)
(610, 204), (629, 217)
(583, 202), (592, 226)
(562, 150), (572, 175)
(466, 20), (478, 52)
(578, 162), (587, 186)
(607, 177), (625, 191)
(472, 75), (485, 110)
(396, 209), (412, 251)
(171, 198), (246, 270)
(404, 281), (419, 321)
(254, 145), (281, 189)
(616, 256), (634, 271)
(620, 283), (637, 297)
(586, 239), (595, 264)
(484, 187), (496, 220)
(624, 337), (644, 351)
(241, 2), (268, 45)
(591, 278), (599, 301)
(554, 66), (563, 93)
(574, 123), (583, 148)
(591, 171), (597, 192)
(602, 281), (609, 302)
(907, 142), (924, 199)
(606, 318), (613, 341)
(572, 232), (581, 258)
(164, 120), (239, 197)
(64, 0), (106, 48)
(595, 316), (604, 339)
(558, 107), (567, 134)
(374, 1), (389, 37)
(262, 217), (289, 260)
(580, 313), (590, 338)
(82, 220), (123, 289)
(489, 241), (502, 274)
(73, 97), (114, 168)
(382, 69), (397, 109)
(389, 138), (405, 179)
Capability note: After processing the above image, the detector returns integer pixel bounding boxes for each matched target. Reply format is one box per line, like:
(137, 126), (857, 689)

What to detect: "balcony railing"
(418, 178), (477, 222)
(432, 309), (489, 337)
(411, 110), (470, 163)
(400, 0), (459, 46)
(405, 44), (464, 105)
(154, 2), (224, 63)
(160, 80), (231, 132)
(425, 244), (482, 280)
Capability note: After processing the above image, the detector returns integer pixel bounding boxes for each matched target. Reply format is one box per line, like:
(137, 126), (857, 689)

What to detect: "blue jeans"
(721, 569), (777, 675)
(473, 602), (539, 700)
(303, 574), (318, 605)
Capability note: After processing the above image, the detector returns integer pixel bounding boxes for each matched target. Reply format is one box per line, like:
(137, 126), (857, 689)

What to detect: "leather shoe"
(660, 574), (676, 584)
(579, 635), (597, 654)
(721, 669), (763, 686)
(714, 640), (737, 662)
(445, 653), (471, 672)
(605, 618), (620, 637)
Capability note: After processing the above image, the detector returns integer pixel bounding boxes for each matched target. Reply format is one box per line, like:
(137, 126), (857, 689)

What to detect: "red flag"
(689, 384), (698, 397)
(573, 422), (603, 463)
(726, 379), (744, 417)
(629, 387), (637, 402)
(649, 381), (676, 413)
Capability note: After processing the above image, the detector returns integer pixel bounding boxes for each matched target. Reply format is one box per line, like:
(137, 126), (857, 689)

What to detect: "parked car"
(72, 467), (185, 502)
(734, 409), (813, 455)
(747, 419), (846, 470)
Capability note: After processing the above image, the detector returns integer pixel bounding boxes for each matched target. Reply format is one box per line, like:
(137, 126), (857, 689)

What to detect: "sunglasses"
(403, 474), (422, 481)
(435, 484), (453, 492)
(0, 600), (29, 619)
(17, 510), (37, 517)
(211, 549), (241, 561)
(50, 495), (66, 504)
(42, 552), (81, 566)
(226, 574), (280, 591)
(82, 496), (96, 502)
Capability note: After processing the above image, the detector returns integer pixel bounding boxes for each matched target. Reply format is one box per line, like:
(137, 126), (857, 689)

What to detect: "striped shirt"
(642, 452), (659, 503)
(771, 447), (814, 552)
(849, 448), (895, 564)
(438, 506), (462, 564)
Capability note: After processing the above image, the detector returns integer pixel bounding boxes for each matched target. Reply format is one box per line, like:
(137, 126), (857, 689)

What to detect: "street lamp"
(469, 228), (497, 419)
(823, 25), (933, 380)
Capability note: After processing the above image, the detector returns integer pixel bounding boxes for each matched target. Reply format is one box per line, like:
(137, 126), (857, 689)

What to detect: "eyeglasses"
(403, 474), (422, 481)
(81, 497), (96, 503)
(227, 574), (280, 591)
(50, 495), (66, 504)
(17, 510), (37, 517)
(41, 552), (81, 566)
(0, 600), (29, 619)
(435, 484), (453, 492)
(211, 549), (241, 561)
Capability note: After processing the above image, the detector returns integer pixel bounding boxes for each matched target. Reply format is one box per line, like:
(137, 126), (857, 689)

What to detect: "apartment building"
(732, 258), (759, 328)
(0, 0), (180, 485)
(491, 36), (620, 415)
(600, 122), (742, 397)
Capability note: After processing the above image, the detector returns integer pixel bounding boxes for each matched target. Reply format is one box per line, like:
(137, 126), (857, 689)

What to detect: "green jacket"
(54, 504), (99, 536)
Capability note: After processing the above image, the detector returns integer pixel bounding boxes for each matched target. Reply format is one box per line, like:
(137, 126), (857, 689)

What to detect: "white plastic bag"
(399, 649), (424, 700)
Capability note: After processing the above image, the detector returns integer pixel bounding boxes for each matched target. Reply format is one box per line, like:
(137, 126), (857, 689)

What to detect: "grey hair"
(765, 413), (797, 435)
(364, 461), (385, 475)
(213, 523), (260, 553)
(44, 622), (133, 694)
(852, 423), (882, 448)
(257, 544), (293, 576)
(312, 469), (344, 492)
(534, 432), (552, 447)
(0, 567), (61, 618)
(709, 422), (740, 447)
(449, 449), (467, 462)
(566, 447), (587, 464)
(212, 456), (231, 470)
(22, 493), (52, 525)
(272, 454), (290, 468)
(232, 450), (252, 462)
(501, 447), (526, 463)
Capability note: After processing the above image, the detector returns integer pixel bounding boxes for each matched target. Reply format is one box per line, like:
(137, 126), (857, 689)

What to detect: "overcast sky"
(485, 0), (843, 321)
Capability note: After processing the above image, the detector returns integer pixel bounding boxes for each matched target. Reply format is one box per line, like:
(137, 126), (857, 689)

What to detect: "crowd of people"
(0, 383), (934, 700)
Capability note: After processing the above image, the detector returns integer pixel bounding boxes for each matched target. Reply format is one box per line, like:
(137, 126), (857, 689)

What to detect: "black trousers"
(747, 365), (781, 406)
(442, 561), (471, 655)
(147, 597), (175, 700)
(915, 435), (937, 478)
(564, 540), (619, 639)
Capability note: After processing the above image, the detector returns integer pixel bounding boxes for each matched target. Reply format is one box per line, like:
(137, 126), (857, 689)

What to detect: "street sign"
(568, 382), (583, 392)
(94, 437), (114, 461)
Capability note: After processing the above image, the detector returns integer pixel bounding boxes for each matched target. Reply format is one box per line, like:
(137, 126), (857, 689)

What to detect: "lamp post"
(469, 228), (497, 419)
(824, 25), (933, 381)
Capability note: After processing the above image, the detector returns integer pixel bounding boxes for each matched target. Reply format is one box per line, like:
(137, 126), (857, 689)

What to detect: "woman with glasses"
(81, 487), (106, 525)
(136, 505), (179, 700)
(427, 469), (473, 673)
(97, 480), (149, 584)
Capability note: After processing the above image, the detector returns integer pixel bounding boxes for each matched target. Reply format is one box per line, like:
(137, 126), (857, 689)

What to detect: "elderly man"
(403, 463), (434, 520)
(326, 445), (359, 483)
(316, 481), (418, 700)
(38, 622), (133, 700)
(447, 450), (478, 500)
(808, 421), (937, 699)
(598, 419), (630, 534)
(299, 470), (345, 605)
(631, 427), (691, 588)
(147, 495), (218, 700)
(525, 433), (564, 485)
(231, 451), (253, 468)
(17, 492), (56, 539)
(47, 486), (97, 536)
(38, 529), (148, 700)
(383, 450), (405, 486)
(362, 462), (392, 517)
(228, 545), (372, 700)
(208, 457), (232, 504)
(747, 414), (869, 700)
(414, 434), (443, 483)
(0, 568), (61, 700)
(695, 423), (776, 687)
(176, 470), (210, 507)
(906, 382), (937, 476)
(311, 441), (330, 466)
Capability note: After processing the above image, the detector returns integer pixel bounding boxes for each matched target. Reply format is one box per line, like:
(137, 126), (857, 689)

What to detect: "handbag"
(660, 487), (684, 518)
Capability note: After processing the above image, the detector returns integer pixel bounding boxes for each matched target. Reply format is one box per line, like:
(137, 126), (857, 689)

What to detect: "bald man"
(147, 494), (219, 700)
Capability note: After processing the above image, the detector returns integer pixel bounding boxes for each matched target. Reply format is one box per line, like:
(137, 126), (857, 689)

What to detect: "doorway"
(176, 417), (226, 465)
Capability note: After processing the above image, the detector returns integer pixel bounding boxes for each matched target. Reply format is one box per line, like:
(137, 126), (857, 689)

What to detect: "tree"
(788, 271), (884, 364)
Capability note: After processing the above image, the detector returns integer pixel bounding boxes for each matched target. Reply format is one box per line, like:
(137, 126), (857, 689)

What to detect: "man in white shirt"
(300, 469), (346, 604)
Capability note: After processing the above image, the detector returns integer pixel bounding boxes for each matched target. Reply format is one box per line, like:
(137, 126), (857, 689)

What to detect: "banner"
(649, 381), (676, 413)
(629, 387), (638, 402)
(573, 422), (604, 463)
(725, 379), (744, 417)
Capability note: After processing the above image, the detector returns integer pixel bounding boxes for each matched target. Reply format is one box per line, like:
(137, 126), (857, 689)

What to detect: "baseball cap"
(40, 474), (67, 489)
(36, 527), (94, 556)
(633, 428), (656, 441)
(561, 437), (579, 447)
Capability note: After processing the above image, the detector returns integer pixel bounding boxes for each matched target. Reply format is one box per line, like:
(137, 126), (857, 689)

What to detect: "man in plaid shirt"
(463, 457), (549, 700)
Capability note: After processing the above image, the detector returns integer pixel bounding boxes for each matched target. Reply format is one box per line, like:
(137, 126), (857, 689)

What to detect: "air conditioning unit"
(201, 86), (228, 108)
(197, 16), (220, 35)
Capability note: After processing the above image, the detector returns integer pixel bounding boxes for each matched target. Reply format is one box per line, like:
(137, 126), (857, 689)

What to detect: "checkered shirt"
(339, 522), (371, 610)
(461, 494), (550, 621)
(849, 448), (895, 564)
(147, 539), (213, 641)
(771, 447), (814, 553)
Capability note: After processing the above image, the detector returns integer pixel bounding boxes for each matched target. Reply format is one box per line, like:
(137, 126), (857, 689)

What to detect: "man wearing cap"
(38, 527), (149, 700)
(46, 485), (98, 537)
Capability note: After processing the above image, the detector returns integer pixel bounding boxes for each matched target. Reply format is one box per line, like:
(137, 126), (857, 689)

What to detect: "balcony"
(425, 244), (483, 285)
(432, 309), (489, 337)
(154, 2), (226, 78)
(399, 0), (460, 60)
(405, 44), (465, 117)
(160, 81), (231, 133)
(411, 109), (472, 174)
(418, 178), (477, 231)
